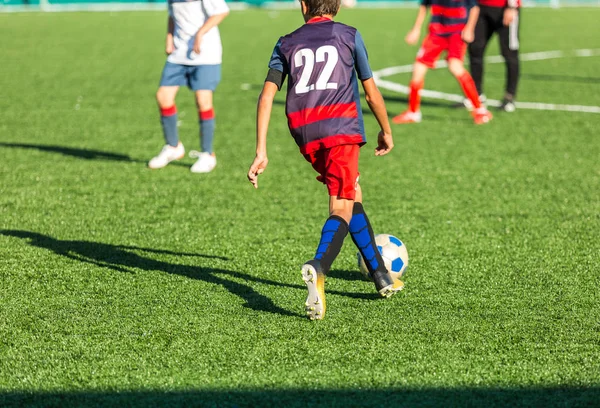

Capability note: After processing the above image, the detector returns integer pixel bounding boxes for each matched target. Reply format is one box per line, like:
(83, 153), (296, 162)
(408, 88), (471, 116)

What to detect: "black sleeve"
(265, 68), (285, 91)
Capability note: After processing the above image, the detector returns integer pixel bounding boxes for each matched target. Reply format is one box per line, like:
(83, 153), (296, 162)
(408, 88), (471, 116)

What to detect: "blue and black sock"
(199, 109), (215, 154)
(160, 105), (179, 147)
(349, 202), (386, 275)
(314, 215), (349, 274)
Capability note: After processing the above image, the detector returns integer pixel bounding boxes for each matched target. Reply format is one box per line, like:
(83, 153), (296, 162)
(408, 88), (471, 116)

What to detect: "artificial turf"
(0, 7), (599, 407)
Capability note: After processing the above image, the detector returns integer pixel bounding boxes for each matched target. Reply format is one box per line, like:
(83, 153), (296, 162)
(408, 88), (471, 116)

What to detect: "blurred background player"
(148, 0), (229, 172)
(247, 0), (403, 320)
(467, 0), (520, 112)
(392, 0), (493, 125)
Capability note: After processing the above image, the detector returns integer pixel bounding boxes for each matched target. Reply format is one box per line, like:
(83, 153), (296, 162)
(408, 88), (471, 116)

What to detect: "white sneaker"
(148, 142), (185, 169)
(189, 151), (217, 173)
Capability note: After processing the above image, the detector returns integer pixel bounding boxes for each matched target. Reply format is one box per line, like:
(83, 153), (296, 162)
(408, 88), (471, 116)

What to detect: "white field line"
(374, 49), (600, 113)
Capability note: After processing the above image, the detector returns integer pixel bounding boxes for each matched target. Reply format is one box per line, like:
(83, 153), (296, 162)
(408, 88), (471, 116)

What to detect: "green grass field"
(1, 7), (599, 407)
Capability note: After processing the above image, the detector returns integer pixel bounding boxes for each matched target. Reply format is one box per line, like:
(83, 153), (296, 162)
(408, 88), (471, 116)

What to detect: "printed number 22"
(294, 45), (339, 94)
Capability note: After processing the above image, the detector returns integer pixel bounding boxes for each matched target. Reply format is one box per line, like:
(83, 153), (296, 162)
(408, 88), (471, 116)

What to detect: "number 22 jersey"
(266, 17), (373, 155)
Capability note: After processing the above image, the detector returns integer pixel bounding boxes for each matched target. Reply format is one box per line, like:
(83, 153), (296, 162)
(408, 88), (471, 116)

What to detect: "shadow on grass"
(1, 230), (301, 318)
(328, 268), (368, 282)
(1, 387), (598, 408)
(0, 142), (187, 167)
(1, 231), (392, 314)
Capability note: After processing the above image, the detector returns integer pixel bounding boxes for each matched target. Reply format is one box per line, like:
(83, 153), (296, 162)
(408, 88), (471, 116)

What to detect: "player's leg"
(312, 195), (353, 273)
(392, 62), (429, 124)
(408, 62), (428, 113)
(156, 86), (181, 149)
(497, 9), (520, 112)
(301, 196), (352, 320)
(447, 36), (493, 125)
(393, 34), (443, 124)
(301, 146), (356, 320)
(468, 7), (495, 97)
(149, 63), (187, 169)
(448, 60), (492, 124)
(190, 64), (221, 173)
(349, 184), (404, 296)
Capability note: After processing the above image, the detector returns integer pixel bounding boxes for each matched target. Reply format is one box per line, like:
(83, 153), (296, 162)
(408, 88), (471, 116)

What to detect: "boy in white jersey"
(148, 0), (229, 173)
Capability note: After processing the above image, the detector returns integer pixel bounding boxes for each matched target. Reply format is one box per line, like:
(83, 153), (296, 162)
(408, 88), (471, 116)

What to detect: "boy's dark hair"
(303, 0), (341, 17)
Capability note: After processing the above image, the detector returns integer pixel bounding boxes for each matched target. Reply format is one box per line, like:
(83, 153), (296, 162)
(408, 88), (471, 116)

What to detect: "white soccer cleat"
(148, 142), (185, 169)
(189, 151), (217, 173)
(301, 260), (326, 320)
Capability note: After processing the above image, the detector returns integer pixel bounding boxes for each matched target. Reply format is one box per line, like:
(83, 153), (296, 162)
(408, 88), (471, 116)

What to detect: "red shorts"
(416, 33), (466, 68)
(303, 144), (360, 200)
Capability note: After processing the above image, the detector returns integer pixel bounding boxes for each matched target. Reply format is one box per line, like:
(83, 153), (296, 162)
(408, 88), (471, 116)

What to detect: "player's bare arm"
(362, 78), (393, 156)
(166, 16), (175, 55)
(406, 5), (428, 45)
(462, 6), (480, 43)
(193, 12), (230, 54)
(248, 81), (278, 188)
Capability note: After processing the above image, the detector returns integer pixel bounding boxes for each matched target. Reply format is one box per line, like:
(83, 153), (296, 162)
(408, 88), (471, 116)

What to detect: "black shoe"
(371, 269), (404, 298)
(499, 96), (516, 112)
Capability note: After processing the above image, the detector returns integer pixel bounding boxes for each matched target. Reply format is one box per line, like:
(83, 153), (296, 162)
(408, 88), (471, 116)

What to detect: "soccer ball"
(341, 0), (357, 7)
(357, 234), (408, 281)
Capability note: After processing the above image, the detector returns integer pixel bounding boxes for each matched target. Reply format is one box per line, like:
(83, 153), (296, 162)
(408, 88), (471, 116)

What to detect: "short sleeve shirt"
(167, 0), (229, 66)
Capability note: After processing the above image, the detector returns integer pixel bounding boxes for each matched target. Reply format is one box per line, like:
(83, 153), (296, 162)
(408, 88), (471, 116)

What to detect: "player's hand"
(193, 33), (204, 55)
(405, 29), (420, 46)
(503, 8), (516, 26)
(461, 28), (475, 44)
(375, 130), (393, 156)
(247, 154), (269, 189)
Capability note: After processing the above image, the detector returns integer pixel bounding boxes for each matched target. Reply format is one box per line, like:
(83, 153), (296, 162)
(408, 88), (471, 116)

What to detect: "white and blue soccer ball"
(357, 234), (408, 281)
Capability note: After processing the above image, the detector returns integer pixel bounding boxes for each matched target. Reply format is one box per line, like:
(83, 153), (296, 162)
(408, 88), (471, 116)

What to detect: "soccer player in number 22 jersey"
(247, 0), (404, 321)
(392, 0), (493, 125)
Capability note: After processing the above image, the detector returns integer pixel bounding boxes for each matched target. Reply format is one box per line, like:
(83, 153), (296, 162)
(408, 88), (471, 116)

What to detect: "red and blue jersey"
(266, 17), (372, 155)
(478, 0), (521, 8)
(423, 0), (477, 37)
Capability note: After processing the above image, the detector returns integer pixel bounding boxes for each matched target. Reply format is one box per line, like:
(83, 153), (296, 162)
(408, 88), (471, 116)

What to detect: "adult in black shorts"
(468, 0), (520, 111)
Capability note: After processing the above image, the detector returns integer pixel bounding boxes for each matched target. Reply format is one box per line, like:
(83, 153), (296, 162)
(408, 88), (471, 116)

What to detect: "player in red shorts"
(247, 0), (403, 320)
(392, 0), (493, 125)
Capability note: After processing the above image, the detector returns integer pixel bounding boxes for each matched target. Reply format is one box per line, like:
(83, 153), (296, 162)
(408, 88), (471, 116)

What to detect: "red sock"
(160, 105), (177, 116)
(457, 73), (481, 110)
(199, 108), (215, 121)
(408, 81), (423, 113)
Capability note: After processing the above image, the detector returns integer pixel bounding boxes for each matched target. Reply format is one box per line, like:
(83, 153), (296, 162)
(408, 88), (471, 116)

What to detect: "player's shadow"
(0, 230), (304, 317)
(0, 142), (135, 162)
(2, 230), (380, 308)
(0, 142), (187, 167)
(328, 269), (368, 282)
(327, 269), (381, 300)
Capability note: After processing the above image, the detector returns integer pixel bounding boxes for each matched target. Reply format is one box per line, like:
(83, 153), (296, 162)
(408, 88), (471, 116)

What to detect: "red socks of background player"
(408, 80), (423, 113)
(457, 72), (482, 110)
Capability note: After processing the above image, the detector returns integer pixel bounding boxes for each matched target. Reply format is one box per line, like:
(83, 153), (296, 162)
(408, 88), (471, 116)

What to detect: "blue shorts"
(159, 62), (221, 91)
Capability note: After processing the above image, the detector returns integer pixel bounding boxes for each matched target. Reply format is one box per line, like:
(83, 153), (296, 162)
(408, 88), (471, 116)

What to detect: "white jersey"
(167, 0), (229, 66)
